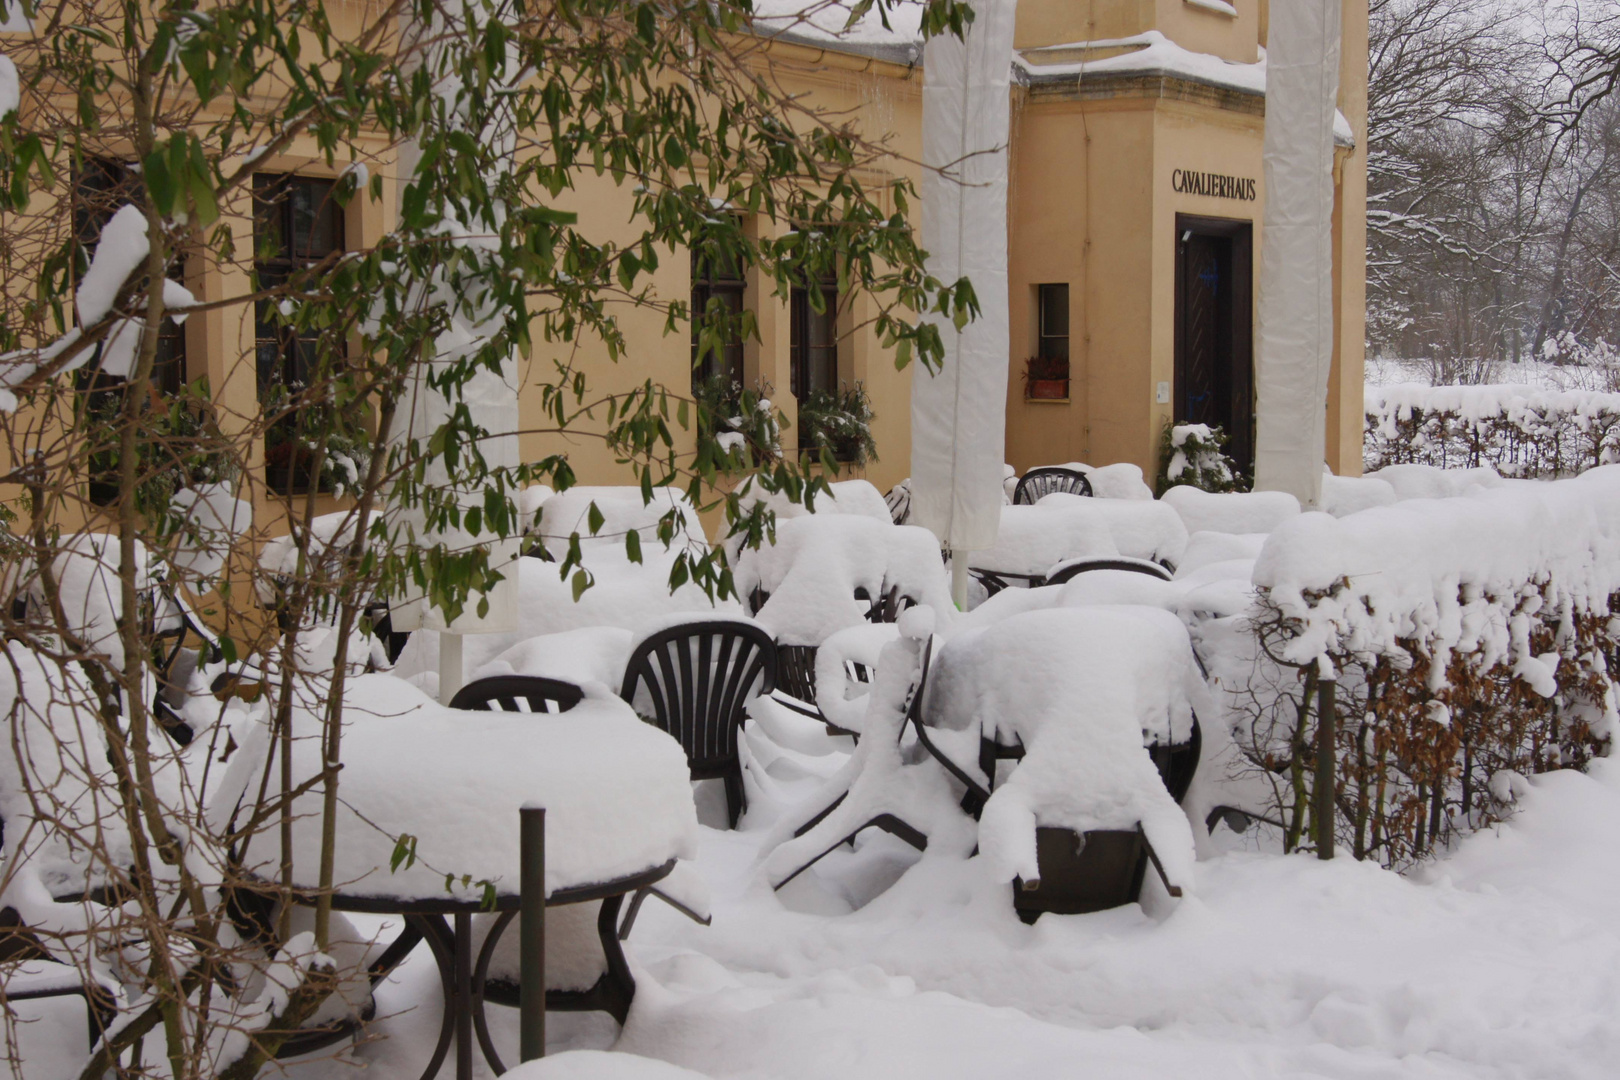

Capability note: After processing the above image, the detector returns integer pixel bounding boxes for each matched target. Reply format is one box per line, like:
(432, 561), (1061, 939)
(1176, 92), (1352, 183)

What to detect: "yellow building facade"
(35, 0), (1368, 517)
(547, 0), (1372, 490)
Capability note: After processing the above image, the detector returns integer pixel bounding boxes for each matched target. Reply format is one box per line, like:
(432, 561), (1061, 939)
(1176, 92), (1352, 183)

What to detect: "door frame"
(1173, 213), (1255, 475)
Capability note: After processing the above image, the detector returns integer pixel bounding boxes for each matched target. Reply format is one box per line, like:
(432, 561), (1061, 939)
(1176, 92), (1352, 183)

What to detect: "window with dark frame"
(690, 247), (746, 392)
(1037, 283), (1070, 362)
(790, 273), (839, 405)
(254, 174), (344, 495)
(72, 158), (187, 397)
(253, 173), (343, 400)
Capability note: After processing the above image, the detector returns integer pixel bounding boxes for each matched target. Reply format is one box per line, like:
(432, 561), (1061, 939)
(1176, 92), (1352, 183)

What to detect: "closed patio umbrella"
(1253, 0), (1343, 507)
(909, 0), (1019, 608)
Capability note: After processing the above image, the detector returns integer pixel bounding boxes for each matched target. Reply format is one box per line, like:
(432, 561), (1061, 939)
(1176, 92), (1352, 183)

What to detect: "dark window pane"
(790, 281), (839, 403)
(254, 173), (344, 401)
(1037, 283), (1070, 362)
(691, 246), (746, 391)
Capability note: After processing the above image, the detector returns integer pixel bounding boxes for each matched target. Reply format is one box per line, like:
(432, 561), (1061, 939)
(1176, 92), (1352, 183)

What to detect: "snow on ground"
(288, 739), (1620, 1079)
(1366, 355), (1618, 392)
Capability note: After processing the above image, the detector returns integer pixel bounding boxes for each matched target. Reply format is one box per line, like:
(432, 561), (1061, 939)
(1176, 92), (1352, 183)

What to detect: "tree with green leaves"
(0, 1), (977, 1074)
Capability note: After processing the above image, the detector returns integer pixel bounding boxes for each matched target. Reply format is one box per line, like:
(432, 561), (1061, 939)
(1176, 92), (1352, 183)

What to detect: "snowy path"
(297, 760), (1620, 1079)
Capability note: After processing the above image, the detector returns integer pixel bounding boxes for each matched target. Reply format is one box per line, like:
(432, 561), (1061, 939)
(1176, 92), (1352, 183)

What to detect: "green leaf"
(571, 569), (589, 602)
(390, 834), (418, 872)
(143, 150), (176, 216)
(625, 528), (642, 564)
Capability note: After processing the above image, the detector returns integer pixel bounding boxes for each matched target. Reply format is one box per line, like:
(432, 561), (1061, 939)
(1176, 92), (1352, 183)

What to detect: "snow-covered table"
(965, 500), (1187, 597)
(229, 675), (700, 1080)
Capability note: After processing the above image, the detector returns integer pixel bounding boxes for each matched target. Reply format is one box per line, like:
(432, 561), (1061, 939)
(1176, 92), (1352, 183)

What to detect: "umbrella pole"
(951, 557), (970, 611)
(440, 631), (464, 704)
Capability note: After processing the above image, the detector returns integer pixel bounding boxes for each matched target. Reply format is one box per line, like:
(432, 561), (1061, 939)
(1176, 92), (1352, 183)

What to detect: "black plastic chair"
(1012, 466), (1093, 505)
(855, 583), (915, 624)
(775, 644), (820, 705)
(363, 599), (414, 667)
(967, 567), (1049, 599)
(908, 659), (1200, 922)
(769, 644), (871, 740)
(619, 620), (777, 828)
(449, 674), (586, 714)
(1011, 825), (1182, 923)
(749, 581), (912, 737)
(1044, 555), (1173, 586)
(884, 482), (912, 525)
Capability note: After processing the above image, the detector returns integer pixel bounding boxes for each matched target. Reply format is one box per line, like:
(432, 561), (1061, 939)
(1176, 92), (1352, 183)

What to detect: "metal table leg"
(455, 913), (473, 1080)
(405, 913), (459, 1080)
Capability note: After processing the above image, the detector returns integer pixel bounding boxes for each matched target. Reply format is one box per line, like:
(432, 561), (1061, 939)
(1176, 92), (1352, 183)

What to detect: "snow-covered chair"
(737, 514), (950, 731)
(1012, 466), (1093, 504)
(0, 648), (132, 1052)
(619, 618), (777, 828)
(1045, 554), (1173, 586)
(884, 479), (912, 525)
(926, 606), (1203, 921)
(764, 611), (974, 889)
(0, 959), (118, 1057)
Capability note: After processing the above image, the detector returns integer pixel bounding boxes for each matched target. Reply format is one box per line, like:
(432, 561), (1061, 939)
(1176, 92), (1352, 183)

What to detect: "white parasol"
(909, 0), (1019, 608)
(1253, 0), (1343, 507)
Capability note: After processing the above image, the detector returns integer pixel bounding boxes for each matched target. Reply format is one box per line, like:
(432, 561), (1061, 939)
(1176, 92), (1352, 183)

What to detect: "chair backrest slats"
(449, 675), (586, 715)
(1013, 467), (1094, 505)
(619, 620), (777, 775)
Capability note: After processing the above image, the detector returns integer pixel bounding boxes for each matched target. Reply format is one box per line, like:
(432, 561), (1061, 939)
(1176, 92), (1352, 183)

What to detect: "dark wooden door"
(1175, 215), (1254, 476)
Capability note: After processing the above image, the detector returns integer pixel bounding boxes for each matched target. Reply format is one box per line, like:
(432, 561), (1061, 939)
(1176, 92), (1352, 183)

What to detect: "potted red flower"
(1025, 356), (1069, 400)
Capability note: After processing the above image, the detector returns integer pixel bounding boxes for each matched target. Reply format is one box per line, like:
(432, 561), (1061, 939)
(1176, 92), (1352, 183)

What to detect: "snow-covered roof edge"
(753, 24), (922, 66)
(1017, 31), (1356, 149)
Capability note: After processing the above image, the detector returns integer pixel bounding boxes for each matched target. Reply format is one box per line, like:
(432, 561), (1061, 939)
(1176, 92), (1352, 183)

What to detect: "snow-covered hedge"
(1238, 470), (1620, 864)
(1365, 383), (1620, 477)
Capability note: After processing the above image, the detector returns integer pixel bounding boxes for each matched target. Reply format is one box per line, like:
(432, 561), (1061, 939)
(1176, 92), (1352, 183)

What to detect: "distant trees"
(1365, 0), (1620, 376)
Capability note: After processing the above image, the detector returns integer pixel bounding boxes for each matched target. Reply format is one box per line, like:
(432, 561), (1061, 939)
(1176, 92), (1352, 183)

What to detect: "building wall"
(1326, 0), (1369, 476)
(1007, 0), (1368, 487)
(16, 0), (1368, 535)
(1014, 0), (1262, 64)
(513, 41), (922, 497)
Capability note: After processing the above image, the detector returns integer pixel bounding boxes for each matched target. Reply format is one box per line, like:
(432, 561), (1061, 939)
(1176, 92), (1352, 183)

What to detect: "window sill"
(1024, 397), (1071, 404)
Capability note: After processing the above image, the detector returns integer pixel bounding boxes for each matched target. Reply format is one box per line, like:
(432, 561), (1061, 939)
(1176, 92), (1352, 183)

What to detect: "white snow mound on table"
(1033, 491), (1188, 565)
(538, 485), (706, 562)
(474, 626), (634, 690)
(1160, 486), (1300, 535)
(736, 514), (951, 645)
(927, 606), (1200, 888)
(504, 1050), (712, 1080)
(967, 504), (1117, 576)
(1177, 530), (1268, 574)
(393, 555), (742, 691)
(221, 674), (699, 901)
